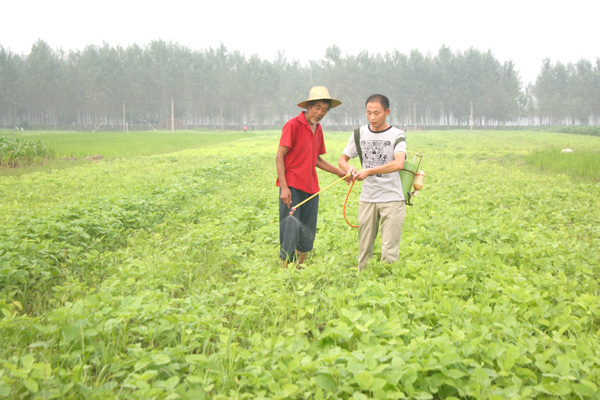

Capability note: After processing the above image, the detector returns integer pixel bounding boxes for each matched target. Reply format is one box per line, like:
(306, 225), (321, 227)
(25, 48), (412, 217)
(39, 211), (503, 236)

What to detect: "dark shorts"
(279, 187), (319, 261)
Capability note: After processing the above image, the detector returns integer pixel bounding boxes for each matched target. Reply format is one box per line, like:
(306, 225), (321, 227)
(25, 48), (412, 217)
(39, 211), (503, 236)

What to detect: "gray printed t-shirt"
(342, 125), (407, 203)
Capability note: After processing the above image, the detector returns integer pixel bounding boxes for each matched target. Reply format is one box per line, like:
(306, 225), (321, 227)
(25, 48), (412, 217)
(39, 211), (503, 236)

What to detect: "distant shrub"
(549, 125), (600, 136)
(0, 136), (55, 168)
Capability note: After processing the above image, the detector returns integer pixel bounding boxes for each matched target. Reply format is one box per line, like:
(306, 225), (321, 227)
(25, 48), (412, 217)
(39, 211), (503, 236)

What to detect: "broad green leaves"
(0, 130), (599, 398)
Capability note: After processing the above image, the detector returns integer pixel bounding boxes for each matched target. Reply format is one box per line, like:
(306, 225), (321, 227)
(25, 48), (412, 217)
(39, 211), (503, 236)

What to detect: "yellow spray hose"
(290, 174), (351, 216)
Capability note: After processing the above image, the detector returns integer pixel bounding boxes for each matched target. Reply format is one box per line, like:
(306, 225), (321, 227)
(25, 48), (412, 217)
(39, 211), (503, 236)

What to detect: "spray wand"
(289, 173), (351, 216)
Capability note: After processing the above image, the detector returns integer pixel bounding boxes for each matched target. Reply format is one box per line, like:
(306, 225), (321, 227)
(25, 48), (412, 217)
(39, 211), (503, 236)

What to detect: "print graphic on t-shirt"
(360, 140), (392, 177)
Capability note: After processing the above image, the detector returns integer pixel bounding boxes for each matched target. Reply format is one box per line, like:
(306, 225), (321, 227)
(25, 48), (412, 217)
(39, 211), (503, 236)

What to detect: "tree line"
(1, 40), (599, 130)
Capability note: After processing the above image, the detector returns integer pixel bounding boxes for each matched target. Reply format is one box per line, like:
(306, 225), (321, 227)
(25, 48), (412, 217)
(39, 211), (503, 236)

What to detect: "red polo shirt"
(276, 112), (326, 194)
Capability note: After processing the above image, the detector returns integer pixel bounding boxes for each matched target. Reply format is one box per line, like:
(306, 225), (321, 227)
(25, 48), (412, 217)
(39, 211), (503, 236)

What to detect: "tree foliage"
(530, 58), (600, 125)
(0, 41), (598, 130)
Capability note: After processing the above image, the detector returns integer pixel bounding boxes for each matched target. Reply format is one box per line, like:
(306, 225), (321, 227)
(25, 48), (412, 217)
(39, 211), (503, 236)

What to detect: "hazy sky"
(1, 0), (597, 84)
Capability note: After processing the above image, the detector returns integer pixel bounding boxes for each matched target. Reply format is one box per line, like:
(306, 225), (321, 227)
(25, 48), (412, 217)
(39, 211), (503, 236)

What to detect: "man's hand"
(339, 168), (354, 184)
(345, 167), (357, 184)
(338, 155), (357, 184)
(354, 168), (371, 181)
(280, 187), (292, 208)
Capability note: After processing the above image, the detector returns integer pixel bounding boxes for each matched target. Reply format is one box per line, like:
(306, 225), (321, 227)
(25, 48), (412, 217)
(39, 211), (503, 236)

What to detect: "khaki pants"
(358, 201), (406, 271)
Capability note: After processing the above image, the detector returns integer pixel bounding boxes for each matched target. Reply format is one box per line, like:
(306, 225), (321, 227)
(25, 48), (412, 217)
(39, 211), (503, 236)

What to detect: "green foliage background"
(0, 130), (599, 399)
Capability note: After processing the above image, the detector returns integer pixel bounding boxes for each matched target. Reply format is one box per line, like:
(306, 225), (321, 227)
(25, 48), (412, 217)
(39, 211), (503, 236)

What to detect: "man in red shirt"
(276, 86), (349, 267)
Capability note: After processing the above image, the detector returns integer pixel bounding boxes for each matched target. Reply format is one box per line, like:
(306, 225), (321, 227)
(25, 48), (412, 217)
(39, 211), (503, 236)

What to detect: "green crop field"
(0, 131), (255, 176)
(0, 130), (599, 399)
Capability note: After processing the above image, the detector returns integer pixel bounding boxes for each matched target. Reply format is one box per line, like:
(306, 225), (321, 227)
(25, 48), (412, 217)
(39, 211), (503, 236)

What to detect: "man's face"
(366, 101), (390, 131)
(305, 101), (330, 125)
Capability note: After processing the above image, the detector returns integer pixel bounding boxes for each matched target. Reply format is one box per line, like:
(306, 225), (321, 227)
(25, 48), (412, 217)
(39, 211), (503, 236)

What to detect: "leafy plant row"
(0, 161), (225, 310)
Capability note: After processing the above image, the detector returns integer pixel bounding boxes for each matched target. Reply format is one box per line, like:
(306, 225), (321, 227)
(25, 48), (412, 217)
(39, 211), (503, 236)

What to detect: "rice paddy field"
(0, 129), (599, 399)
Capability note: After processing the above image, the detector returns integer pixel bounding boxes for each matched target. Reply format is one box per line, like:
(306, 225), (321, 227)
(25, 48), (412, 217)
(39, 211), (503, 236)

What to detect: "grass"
(0, 130), (259, 158)
(0, 130), (260, 177)
(526, 149), (600, 181)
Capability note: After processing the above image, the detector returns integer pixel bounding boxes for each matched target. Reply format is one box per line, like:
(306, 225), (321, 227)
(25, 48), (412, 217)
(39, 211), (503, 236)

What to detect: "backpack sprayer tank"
(399, 153), (425, 205)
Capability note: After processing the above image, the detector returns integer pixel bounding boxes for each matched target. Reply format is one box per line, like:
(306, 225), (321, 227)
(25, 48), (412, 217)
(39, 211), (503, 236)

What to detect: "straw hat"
(297, 86), (342, 109)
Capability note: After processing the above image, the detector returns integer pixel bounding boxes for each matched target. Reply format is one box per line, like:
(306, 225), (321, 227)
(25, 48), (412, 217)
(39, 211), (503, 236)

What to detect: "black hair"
(309, 99), (332, 108)
(365, 94), (389, 110)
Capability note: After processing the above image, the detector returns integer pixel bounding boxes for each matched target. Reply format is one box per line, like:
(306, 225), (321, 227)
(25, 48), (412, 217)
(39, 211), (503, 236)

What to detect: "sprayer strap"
(353, 127), (406, 167)
(353, 128), (362, 166)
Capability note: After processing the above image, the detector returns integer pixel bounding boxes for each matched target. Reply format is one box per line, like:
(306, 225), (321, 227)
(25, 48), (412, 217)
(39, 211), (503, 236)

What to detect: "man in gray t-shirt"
(339, 94), (407, 271)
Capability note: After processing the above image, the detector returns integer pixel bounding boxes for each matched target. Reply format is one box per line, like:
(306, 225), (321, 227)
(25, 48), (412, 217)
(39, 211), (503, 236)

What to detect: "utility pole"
(123, 101), (126, 132)
(171, 98), (175, 132)
(470, 101), (474, 131)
